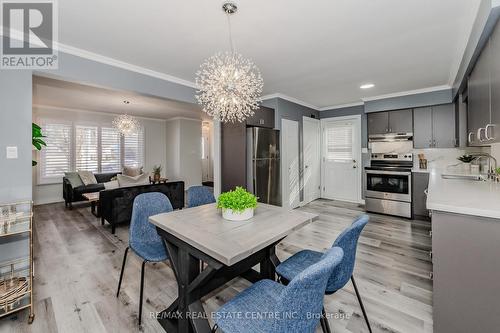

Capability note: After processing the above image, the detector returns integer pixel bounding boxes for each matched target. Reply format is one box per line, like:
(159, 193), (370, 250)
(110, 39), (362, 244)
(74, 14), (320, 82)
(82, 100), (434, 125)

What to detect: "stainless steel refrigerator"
(246, 127), (281, 206)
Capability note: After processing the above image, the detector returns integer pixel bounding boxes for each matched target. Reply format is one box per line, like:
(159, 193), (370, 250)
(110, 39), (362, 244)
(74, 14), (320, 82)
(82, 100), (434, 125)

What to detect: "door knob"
(353, 165), (357, 169)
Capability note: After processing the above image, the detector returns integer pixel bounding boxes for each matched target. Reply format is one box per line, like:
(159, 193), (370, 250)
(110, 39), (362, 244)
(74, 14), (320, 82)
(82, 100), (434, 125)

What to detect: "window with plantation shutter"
(75, 125), (98, 172)
(123, 129), (144, 168)
(101, 127), (121, 172)
(40, 122), (72, 181)
(326, 124), (353, 161)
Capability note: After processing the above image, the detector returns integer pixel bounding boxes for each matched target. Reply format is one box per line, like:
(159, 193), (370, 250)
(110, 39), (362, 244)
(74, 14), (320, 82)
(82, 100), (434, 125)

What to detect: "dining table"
(149, 203), (318, 333)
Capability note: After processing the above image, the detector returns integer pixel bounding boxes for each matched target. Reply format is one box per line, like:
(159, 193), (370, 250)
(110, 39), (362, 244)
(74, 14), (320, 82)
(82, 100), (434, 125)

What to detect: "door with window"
(321, 116), (361, 203)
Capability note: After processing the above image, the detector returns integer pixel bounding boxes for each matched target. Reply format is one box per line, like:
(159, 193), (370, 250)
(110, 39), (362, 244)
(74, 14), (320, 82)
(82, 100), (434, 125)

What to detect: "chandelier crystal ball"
(196, 51), (263, 123)
(112, 114), (140, 136)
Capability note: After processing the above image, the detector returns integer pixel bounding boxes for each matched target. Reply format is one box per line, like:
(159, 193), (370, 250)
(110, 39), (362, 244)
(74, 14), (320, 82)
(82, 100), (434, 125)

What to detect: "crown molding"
(361, 85), (451, 102)
(261, 93), (320, 111)
(56, 42), (198, 89)
(319, 101), (364, 111)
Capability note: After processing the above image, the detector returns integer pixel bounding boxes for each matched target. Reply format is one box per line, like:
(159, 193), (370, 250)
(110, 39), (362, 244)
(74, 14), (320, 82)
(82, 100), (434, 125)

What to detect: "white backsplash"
(413, 147), (491, 171)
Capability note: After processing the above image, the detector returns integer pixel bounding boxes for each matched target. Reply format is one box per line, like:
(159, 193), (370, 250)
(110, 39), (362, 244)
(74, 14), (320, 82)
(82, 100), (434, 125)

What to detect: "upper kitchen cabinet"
(389, 109), (413, 133)
(468, 38), (492, 146)
(414, 104), (456, 148)
(368, 112), (389, 135)
(245, 106), (275, 129)
(490, 21), (500, 144)
(368, 109), (412, 135)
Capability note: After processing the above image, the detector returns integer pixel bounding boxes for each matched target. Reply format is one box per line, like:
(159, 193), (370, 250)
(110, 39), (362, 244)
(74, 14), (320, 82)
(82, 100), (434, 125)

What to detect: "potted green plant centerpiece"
(152, 165), (162, 182)
(458, 154), (475, 172)
(217, 187), (258, 221)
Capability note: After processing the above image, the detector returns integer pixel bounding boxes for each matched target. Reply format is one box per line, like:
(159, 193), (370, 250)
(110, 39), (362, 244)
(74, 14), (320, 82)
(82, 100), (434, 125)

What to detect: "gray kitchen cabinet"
(413, 104), (456, 148)
(246, 106), (275, 129)
(468, 38), (491, 146)
(368, 109), (412, 135)
(368, 112), (389, 135)
(412, 172), (430, 219)
(388, 109), (413, 133)
(413, 107), (433, 148)
(490, 21), (500, 143)
(432, 104), (456, 148)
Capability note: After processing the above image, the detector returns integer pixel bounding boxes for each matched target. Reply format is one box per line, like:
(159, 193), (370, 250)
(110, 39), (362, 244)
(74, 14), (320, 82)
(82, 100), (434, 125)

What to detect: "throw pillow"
(104, 180), (119, 190)
(78, 170), (98, 186)
(64, 172), (84, 188)
(117, 173), (149, 187)
(123, 166), (143, 177)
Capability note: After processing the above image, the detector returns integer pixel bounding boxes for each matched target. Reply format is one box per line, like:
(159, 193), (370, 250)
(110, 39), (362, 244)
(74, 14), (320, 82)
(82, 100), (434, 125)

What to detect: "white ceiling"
(33, 76), (205, 120)
(57, 0), (480, 108)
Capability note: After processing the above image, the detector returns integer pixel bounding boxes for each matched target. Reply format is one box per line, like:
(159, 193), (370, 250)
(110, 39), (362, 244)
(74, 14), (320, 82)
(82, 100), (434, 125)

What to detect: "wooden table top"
(82, 192), (100, 202)
(149, 203), (318, 266)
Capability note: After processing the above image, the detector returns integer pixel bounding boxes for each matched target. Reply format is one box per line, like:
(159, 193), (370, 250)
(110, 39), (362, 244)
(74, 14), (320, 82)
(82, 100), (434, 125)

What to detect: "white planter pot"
(222, 208), (254, 221)
(463, 163), (471, 172)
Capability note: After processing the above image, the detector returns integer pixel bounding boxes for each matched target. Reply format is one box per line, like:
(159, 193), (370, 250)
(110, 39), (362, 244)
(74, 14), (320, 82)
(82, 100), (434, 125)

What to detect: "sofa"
(63, 172), (119, 208)
(99, 181), (184, 234)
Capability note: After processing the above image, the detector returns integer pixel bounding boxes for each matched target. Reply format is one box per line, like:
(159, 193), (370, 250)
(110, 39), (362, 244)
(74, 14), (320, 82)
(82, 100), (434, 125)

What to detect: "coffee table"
(82, 192), (100, 218)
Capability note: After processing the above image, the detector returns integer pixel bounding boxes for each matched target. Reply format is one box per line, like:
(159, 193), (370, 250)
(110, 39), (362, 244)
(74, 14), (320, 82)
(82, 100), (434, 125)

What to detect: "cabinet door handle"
(485, 124), (496, 141)
(468, 132), (475, 144)
(424, 189), (428, 196)
(478, 128), (487, 142)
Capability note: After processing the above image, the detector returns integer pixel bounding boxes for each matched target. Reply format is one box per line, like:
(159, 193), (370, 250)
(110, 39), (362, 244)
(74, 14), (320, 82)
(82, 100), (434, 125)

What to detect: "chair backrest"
(274, 247), (344, 333)
(129, 192), (173, 249)
(186, 186), (215, 208)
(326, 214), (369, 292)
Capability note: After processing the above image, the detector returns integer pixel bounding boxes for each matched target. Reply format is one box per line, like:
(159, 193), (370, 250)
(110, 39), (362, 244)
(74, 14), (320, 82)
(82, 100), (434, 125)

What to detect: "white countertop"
(427, 169), (500, 219)
(412, 168), (430, 173)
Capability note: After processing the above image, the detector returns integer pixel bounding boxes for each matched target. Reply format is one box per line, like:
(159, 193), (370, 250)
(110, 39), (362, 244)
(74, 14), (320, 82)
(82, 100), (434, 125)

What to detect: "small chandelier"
(195, 2), (264, 123)
(113, 114), (139, 136)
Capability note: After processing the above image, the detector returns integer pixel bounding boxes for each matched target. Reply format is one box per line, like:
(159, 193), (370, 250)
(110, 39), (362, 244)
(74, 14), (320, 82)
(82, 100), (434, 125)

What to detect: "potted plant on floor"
(217, 187), (258, 221)
(458, 154), (475, 172)
(152, 165), (162, 182)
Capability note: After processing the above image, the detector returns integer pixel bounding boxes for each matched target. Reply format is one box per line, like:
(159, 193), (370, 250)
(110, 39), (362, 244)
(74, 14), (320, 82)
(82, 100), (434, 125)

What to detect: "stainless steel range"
(364, 153), (413, 218)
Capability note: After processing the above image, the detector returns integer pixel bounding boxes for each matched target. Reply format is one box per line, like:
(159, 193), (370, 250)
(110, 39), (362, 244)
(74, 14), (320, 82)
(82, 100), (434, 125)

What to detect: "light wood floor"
(0, 199), (432, 333)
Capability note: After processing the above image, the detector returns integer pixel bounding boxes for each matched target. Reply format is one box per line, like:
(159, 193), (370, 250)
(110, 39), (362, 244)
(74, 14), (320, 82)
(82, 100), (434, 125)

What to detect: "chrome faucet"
(470, 152), (498, 180)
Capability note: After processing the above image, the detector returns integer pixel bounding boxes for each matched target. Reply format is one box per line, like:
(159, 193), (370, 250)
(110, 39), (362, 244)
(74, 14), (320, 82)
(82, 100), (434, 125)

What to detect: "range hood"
(368, 132), (413, 142)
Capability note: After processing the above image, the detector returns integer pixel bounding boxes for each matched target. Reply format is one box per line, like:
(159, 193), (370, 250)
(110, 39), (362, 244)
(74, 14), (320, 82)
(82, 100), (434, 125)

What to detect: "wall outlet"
(6, 146), (18, 159)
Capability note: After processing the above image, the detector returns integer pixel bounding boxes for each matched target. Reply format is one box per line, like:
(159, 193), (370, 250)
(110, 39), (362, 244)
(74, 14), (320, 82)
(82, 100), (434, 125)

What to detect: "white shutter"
(40, 123), (72, 181)
(101, 127), (121, 172)
(326, 124), (353, 161)
(123, 129), (144, 168)
(75, 125), (99, 172)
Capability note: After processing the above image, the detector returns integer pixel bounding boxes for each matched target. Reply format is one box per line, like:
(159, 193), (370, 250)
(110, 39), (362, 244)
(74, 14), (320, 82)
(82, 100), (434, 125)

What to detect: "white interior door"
(303, 117), (321, 204)
(321, 116), (361, 203)
(282, 119), (300, 209)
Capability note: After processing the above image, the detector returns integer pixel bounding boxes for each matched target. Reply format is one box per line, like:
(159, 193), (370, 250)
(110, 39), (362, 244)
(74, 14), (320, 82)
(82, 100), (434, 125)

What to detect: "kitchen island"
(427, 170), (500, 333)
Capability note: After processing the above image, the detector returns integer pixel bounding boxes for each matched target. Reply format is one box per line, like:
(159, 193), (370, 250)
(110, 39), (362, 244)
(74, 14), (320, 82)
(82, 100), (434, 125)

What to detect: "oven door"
(364, 170), (411, 202)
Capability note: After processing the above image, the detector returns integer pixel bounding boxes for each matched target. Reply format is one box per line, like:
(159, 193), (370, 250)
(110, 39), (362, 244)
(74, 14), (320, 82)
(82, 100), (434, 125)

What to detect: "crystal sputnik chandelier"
(195, 2), (264, 123)
(112, 113), (140, 136)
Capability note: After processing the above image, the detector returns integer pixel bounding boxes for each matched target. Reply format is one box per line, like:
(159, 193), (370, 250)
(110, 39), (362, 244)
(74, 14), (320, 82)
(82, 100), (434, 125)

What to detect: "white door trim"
(320, 114), (363, 204)
(302, 116), (321, 205)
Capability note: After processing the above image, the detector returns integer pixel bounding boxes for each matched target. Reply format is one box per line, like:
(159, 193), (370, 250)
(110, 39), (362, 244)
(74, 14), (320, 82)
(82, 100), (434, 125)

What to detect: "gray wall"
(364, 89), (452, 113)
(0, 71), (32, 261)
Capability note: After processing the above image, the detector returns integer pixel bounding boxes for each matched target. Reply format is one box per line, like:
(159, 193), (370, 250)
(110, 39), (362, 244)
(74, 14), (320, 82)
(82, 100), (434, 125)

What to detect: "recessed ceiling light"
(123, 100), (130, 104)
(360, 83), (375, 89)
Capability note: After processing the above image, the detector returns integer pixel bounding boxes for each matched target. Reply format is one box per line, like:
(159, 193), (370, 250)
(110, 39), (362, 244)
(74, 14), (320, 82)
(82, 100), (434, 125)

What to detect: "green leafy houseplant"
(152, 165), (162, 181)
(217, 187), (258, 213)
(457, 154), (475, 163)
(32, 123), (46, 166)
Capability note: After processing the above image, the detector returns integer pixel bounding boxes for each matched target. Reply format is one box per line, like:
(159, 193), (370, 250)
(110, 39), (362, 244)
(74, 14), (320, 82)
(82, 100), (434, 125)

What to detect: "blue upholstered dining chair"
(212, 247), (344, 333)
(116, 192), (173, 326)
(187, 185), (216, 207)
(276, 214), (372, 333)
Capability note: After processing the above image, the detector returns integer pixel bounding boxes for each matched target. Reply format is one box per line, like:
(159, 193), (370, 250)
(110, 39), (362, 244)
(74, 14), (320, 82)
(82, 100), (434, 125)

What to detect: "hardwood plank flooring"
(0, 199), (432, 333)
